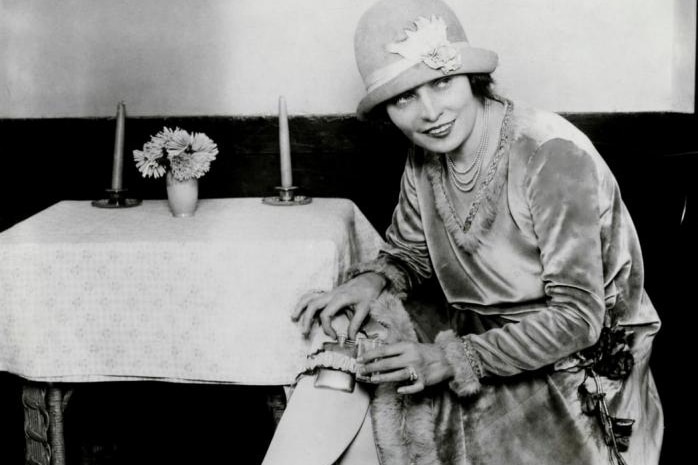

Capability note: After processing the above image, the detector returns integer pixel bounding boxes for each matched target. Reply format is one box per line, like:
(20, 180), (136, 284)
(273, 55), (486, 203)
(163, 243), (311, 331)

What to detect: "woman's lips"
(423, 121), (454, 138)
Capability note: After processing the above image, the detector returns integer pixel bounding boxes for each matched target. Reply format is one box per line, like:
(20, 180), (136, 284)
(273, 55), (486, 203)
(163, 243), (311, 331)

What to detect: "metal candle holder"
(92, 189), (142, 208)
(262, 186), (312, 206)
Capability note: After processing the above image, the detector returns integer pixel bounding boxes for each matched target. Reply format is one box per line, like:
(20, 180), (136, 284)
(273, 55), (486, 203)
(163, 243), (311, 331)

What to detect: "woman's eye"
(394, 92), (416, 106)
(433, 77), (452, 89)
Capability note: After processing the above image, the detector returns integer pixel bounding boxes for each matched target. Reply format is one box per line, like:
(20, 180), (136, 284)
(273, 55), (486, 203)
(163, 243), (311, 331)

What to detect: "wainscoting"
(1, 111), (695, 464)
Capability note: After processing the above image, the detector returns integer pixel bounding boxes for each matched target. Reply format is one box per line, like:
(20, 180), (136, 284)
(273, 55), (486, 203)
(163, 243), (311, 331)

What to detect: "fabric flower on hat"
(386, 15), (462, 73)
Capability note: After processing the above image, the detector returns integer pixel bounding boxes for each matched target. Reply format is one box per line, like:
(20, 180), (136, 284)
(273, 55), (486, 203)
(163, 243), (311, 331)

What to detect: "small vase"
(166, 172), (198, 217)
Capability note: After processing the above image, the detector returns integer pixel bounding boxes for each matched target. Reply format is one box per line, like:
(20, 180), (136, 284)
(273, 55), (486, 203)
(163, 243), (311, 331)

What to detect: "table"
(0, 198), (384, 465)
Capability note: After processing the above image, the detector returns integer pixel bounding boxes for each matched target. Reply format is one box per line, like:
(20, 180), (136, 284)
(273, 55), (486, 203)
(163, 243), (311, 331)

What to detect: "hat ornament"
(366, 15), (465, 92)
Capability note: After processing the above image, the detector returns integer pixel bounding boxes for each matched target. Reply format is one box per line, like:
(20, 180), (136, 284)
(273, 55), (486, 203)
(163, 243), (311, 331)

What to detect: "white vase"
(166, 172), (198, 217)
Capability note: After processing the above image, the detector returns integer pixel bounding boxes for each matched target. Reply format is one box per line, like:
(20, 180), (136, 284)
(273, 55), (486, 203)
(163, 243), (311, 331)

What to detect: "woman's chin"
(414, 135), (462, 154)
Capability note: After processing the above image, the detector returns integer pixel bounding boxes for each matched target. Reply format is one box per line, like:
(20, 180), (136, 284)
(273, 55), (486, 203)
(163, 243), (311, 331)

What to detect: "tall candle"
(111, 101), (126, 191)
(278, 96), (293, 188)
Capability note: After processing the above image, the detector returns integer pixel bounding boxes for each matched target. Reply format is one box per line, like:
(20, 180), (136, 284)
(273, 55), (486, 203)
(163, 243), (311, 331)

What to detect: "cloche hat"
(354, 0), (498, 119)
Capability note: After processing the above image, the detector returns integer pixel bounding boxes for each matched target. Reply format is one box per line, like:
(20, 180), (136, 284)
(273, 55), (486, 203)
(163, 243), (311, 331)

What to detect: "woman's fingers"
(359, 357), (409, 379)
(357, 342), (414, 379)
(299, 294), (332, 337)
(362, 365), (411, 383)
(356, 342), (446, 394)
(397, 380), (425, 395)
(293, 294), (355, 339)
(358, 341), (410, 364)
(292, 274), (385, 339)
(290, 289), (326, 321)
(359, 363), (426, 394)
(292, 289), (350, 338)
(318, 299), (349, 339)
(310, 292), (354, 339)
(347, 300), (371, 340)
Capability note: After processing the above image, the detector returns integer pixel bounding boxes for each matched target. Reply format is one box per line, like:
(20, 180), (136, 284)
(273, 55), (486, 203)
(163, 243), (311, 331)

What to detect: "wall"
(1, 0), (695, 117)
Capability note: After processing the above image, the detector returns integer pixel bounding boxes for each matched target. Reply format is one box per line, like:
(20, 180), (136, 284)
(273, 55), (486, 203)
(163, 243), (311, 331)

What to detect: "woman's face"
(385, 75), (480, 155)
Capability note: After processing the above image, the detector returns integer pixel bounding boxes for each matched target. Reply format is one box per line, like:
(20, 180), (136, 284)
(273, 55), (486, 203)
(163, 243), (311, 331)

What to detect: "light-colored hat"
(354, 0), (498, 119)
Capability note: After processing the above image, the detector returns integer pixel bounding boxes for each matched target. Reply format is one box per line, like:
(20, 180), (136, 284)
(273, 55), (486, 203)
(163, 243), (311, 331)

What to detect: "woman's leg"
(335, 404), (380, 465)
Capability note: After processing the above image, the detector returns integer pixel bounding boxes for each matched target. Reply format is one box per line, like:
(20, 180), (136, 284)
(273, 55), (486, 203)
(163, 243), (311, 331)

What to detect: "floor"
(0, 373), (24, 463)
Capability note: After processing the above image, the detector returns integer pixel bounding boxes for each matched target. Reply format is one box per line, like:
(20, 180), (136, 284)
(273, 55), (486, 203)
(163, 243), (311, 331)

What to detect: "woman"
(290, 0), (663, 464)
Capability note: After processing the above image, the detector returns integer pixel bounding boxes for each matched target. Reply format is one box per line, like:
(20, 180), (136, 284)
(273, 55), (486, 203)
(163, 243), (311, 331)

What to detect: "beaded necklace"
(445, 100), (491, 193)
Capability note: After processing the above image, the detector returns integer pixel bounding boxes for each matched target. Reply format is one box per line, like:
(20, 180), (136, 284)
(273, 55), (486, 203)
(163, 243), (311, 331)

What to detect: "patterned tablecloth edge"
(9, 371), (299, 386)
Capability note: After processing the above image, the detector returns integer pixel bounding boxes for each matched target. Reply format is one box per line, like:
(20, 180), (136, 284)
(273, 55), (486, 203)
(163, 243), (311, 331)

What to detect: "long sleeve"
(350, 150), (433, 295)
(462, 139), (606, 378)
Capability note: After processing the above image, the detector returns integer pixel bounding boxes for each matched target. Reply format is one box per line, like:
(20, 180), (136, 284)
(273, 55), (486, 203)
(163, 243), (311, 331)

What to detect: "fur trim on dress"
(367, 293), (467, 465)
(435, 330), (483, 397)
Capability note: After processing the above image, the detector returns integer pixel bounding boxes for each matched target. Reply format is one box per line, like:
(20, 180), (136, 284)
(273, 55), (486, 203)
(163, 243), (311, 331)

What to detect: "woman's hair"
(468, 73), (497, 103)
(366, 73), (497, 123)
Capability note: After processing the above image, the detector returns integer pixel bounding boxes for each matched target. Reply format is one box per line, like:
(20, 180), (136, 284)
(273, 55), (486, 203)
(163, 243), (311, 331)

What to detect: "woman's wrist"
(435, 330), (483, 397)
(346, 257), (411, 297)
(354, 271), (388, 295)
(438, 345), (456, 381)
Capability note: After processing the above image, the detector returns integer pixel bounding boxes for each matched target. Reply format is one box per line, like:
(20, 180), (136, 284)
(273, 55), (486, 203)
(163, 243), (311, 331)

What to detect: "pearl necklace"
(446, 100), (491, 193)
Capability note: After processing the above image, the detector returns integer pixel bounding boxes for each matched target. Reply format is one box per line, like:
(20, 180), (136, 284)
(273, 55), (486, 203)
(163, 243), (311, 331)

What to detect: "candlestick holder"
(92, 188), (142, 208)
(262, 186), (312, 206)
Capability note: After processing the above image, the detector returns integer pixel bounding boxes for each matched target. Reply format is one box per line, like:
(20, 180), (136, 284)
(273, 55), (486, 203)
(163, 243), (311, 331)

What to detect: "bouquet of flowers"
(133, 127), (218, 181)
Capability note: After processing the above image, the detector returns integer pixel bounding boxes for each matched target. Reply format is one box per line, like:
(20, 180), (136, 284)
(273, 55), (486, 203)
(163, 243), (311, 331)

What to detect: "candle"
(278, 96), (293, 188)
(111, 101), (126, 191)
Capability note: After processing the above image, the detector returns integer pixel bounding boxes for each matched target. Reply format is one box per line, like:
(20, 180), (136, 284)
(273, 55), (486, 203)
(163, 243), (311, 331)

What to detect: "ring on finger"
(406, 366), (419, 382)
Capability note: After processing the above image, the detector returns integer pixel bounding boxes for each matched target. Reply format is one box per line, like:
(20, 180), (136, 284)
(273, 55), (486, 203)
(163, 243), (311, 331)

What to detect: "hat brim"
(357, 45), (498, 120)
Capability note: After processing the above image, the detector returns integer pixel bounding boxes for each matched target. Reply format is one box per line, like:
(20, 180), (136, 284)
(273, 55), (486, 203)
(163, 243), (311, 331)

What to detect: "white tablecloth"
(0, 198), (384, 385)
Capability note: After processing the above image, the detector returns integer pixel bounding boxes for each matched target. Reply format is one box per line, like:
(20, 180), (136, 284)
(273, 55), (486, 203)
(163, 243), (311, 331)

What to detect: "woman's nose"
(419, 91), (441, 121)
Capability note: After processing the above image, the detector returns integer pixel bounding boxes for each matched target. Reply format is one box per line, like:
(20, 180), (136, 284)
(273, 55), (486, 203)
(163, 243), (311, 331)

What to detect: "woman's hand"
(356, 341), (454, 394)
(291, 272), (387, 340)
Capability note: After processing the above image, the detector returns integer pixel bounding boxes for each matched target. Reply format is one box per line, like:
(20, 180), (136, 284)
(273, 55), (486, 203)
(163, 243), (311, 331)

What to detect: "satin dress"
(367, 99), (663, 464)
